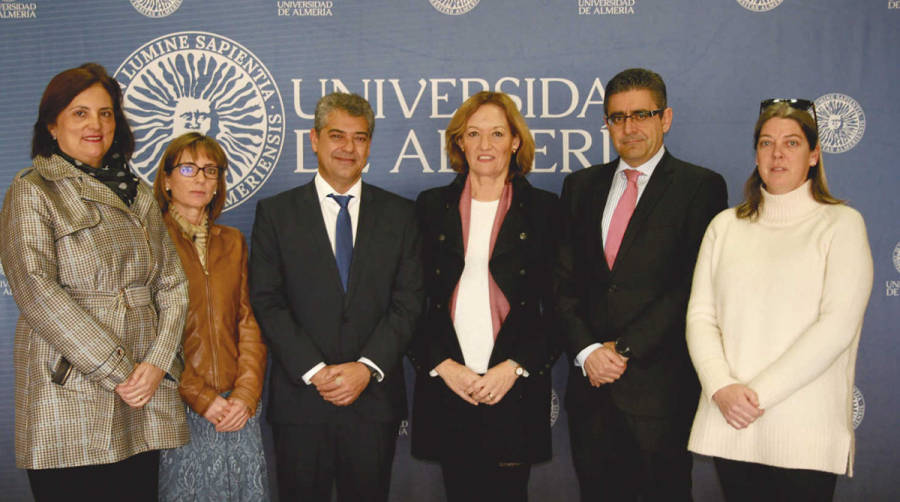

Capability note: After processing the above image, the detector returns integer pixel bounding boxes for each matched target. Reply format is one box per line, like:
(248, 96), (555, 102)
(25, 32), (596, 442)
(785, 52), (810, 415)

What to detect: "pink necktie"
(605, 169), (642, 269)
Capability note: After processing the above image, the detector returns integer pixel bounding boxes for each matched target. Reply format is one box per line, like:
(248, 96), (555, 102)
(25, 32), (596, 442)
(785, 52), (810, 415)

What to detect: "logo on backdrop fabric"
(115, 32), (285, 211)
(852, 386), (865, 429)
(814, 93), (865, 154)
(550, 388), (560, 427)
(0, 0), (37, 19)
(736, 0), (782, 12)
(887, 242), (900, 297)
(578, 0), (636, 15)
(893, 242), (900, 274)
(130, 0), (182, 17)
(429, 0), (479, 15)
(277, 1), (334, 16)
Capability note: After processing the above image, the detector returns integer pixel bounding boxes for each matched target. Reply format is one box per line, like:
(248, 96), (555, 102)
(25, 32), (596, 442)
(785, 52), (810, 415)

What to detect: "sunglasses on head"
(759, 98), (818, 124)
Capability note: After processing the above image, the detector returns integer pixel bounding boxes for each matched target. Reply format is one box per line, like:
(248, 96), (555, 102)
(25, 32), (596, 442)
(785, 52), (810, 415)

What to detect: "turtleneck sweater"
(685, 180), (873, 475)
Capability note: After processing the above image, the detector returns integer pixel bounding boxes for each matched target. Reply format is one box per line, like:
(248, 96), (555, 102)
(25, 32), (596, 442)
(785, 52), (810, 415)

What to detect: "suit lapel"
(492, 177), (528, 259)
(295, 181), (346, 295)
(591, 164), (617, 271)
(345, 183), (375, 305)
(613, 152), (675, 270)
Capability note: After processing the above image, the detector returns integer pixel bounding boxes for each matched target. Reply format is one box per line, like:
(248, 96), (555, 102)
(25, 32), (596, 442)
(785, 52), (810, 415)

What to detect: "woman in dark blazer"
(409, 91), (560, 502)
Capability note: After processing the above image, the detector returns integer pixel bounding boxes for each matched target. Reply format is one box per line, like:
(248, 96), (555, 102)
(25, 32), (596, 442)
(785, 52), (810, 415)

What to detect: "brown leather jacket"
(164, 212), (267, 416)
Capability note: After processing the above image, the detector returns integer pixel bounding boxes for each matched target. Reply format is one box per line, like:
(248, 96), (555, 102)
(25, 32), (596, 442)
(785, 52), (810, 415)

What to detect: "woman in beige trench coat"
(0, 63), (189, 501)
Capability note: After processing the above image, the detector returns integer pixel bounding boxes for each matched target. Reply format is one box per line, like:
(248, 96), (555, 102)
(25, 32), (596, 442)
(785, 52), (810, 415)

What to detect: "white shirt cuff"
(574, 343), (603, 377)
(358, 357), (384, 382)
(302, 362), (326, 385)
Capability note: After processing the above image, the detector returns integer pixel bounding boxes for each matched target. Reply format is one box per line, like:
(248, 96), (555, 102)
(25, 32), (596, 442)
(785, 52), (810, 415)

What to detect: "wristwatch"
(614, 338), (632, 358)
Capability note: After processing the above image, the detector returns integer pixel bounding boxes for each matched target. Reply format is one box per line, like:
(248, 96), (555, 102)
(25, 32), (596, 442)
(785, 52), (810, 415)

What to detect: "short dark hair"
(153, 132), (229, 223)
(32, 63), (134, 161)
(314, 92), (375, 136)
(604, 68), (667, 115)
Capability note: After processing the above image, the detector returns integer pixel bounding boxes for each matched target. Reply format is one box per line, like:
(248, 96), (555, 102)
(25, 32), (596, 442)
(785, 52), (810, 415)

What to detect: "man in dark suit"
(557, 68), (728, 501)
(249, 92), (423, 502)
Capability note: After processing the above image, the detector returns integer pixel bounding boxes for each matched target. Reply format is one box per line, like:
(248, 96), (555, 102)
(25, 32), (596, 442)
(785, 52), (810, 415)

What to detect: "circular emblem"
(550, 388), (560, 427)
(814, 93), (866, 154)
(429, 0), (479, 15)
(852, 385), (865, 430)
(115, 32), (285, 211)
(130, 0), (182, 17)
(893, 242), (900, 274)
(735, 0), (782, 12)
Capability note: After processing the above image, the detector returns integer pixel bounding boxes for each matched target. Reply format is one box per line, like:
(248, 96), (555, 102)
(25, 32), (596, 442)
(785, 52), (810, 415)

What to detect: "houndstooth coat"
(0, 154), (189, 469)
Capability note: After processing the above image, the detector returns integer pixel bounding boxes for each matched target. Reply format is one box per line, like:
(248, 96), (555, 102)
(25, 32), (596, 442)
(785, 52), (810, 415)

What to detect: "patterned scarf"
(56, 147), (139, 206)
(170, 208), (210, 271)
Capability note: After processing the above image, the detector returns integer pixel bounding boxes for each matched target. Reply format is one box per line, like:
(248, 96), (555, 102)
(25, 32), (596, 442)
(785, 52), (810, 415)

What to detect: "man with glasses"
(557, 68), (728, 501)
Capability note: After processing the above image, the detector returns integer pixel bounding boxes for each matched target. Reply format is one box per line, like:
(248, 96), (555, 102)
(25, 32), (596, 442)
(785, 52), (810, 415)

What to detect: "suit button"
(519, 268), (526, 276)
(435, 303), (443, 310)
(435, 268), (441, 275)
(608, 284), (617, 293)
(438, 234), (446, 242)
(520, 300), (526, 307)
(519, 232), (527, 240)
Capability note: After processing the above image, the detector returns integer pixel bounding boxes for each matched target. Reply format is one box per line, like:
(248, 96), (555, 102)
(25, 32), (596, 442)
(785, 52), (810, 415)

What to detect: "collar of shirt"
(314, 172), (362, 250)
(614, 145), (666, 189)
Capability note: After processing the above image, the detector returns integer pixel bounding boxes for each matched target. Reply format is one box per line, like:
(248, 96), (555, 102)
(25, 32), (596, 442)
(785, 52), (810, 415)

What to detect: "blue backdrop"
(1, 1), (898, 500)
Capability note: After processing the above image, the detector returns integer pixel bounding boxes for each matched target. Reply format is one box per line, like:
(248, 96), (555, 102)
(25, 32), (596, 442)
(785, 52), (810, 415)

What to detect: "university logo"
(852, 386), (865, 430)
(578, 0), (636, 15)
(115, 32), (285, 211)
(277, 1), (334, 16)
(0, 0), (37, 19)
(736, 0), (782, 12)
(894, 242), (900, 274)
(814, 93), (866, 154)
(429, 0), (479, 15)
(130, 0), (182, 18)
(550, 388), (560, 427)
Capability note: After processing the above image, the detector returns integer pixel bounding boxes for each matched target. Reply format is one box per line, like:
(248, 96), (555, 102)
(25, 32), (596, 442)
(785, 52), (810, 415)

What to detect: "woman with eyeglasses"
(685, 99), (873, 501)
(153, 133), (269, 501)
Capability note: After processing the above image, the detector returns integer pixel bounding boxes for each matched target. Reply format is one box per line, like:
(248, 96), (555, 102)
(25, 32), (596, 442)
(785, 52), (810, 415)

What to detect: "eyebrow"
(327, 127), (369, 137)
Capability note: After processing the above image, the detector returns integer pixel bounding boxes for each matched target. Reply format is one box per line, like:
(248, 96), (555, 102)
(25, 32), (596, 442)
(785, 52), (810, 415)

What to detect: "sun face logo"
(852, 385), (865, 430)
(815, 93), (866, 154)
(115, 32), (285, 211)
(429, 0), (479, 15)
(735, 0), (782, 11)
(130, 0), (182, 17)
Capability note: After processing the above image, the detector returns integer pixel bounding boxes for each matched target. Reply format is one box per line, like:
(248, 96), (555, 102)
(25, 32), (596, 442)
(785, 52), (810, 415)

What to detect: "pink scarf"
(449, 176), (512, 340)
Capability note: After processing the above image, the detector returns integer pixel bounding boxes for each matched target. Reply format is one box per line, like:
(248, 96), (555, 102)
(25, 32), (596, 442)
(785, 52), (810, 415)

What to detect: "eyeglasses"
(605, 108), (666, 127)
(175, 163), (220, 179)
(759, 98), (818, 124)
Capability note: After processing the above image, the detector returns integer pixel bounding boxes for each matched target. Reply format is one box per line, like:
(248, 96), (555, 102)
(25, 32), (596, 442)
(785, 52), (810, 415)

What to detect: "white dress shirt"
(302, 173), (384, 384)
(575, 146), (666, 372)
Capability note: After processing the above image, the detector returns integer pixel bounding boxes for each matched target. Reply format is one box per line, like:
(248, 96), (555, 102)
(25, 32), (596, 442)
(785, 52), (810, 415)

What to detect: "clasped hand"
(712, 383), (764, 430)
(583, 342), (628, 387)
(436, 359), (519, 406)
(311, 362), (371, 407)
(202, 396), (252, 432)
(115, 362), (165, 408)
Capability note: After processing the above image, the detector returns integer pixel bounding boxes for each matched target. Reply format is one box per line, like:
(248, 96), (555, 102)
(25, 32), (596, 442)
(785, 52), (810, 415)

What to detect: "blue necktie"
(328, 194), (353, 292)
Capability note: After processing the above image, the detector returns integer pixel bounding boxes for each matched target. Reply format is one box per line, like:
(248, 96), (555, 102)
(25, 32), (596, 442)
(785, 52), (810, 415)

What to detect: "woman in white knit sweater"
(686, 99), (873, 501)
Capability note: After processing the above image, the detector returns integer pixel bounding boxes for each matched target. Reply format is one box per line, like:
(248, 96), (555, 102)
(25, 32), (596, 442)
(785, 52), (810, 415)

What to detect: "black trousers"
(273, 421), (398, 502)
(26, 450), (159, 502)
(441, 459), (531, 502)
(714, 457), (837, 502)
(568, 397), (694, 502)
